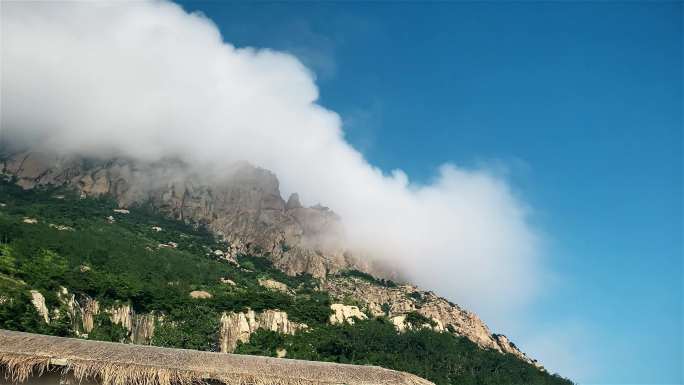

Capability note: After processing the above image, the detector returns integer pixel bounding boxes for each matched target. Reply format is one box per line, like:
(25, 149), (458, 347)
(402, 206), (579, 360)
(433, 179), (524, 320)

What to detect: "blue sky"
(175, 2), (682, 384)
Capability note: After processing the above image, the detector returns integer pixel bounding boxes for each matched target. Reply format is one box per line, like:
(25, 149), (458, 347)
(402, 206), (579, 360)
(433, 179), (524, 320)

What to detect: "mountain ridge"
(1, 150), (375, 278)
(0, 149), (548, 374)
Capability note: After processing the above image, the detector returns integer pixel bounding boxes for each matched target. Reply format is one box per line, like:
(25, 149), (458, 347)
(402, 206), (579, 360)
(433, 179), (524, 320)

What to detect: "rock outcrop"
(26, 290), (304, 357)
(29, 290), (49, 323)
(81, 297), (100, 334)
(329, 303), (367, 325)
(493, 334), (527, 357)
(322, 277), (542, 367)
(107, 304), (157, 344)
(218, 309), (306, 353)
(0, 150), (372, 278)
(258, 278), (289, 293)
(189, 290), (213, 299)
(56, 286), (84, 332)
(30, 287), (157, 344)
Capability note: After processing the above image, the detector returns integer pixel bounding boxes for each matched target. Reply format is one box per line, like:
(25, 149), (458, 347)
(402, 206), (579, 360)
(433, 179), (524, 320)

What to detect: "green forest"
(0, 178), (572, 385)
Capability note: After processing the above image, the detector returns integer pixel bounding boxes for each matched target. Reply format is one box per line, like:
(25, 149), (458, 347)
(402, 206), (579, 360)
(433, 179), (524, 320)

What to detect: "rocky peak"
(0, 150), (373, 278)
(285, 193), (302, 210)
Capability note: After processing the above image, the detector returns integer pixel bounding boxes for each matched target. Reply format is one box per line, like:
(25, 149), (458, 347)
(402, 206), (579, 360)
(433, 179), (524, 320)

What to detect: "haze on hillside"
(1, 1), (542, 318)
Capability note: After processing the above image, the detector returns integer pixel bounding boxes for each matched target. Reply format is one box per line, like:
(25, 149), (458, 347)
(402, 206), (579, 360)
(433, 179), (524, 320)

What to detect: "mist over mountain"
(1, 0), (542, 319)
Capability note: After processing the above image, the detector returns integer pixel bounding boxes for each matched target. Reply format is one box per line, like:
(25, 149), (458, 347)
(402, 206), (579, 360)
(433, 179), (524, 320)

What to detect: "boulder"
(329, 303), (367, 325)
(189, 290), (212, 299)
(258, 278), (289, 293)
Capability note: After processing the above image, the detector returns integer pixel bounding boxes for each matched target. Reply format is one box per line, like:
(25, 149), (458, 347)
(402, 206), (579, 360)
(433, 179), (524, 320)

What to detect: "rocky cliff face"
(28, 286), (306, 354)
(29, 290), (49, 323)
(329, 303), (367, 325)
(36, 287), (156, 344)
(31, 284), (540, 368)
(218, 310), (306, 353)
(0, 150), (371, 278)
(107, 304), (157, 344)
(322, 276), (543, 368)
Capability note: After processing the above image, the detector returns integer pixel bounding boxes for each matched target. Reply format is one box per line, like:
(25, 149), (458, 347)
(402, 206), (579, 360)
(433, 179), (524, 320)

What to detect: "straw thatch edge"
(0, 329), (435, 385)
(0, 351), (348, 385)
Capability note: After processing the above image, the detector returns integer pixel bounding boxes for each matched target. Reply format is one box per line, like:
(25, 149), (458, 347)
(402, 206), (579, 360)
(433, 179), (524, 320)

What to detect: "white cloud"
(1, 0), (544, 317)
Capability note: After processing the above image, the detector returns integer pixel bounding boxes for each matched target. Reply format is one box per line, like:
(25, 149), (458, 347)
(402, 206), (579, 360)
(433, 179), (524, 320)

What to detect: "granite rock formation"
(322, 276), (543, 368)
(33, 287), (156, 344)
(329, 303), (368, 325)
(218, 309), (307, 353)
(0, 150), (371, 278)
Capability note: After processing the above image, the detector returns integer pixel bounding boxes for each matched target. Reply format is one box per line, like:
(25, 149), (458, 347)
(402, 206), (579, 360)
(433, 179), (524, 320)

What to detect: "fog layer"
(1, 1), (542, 316)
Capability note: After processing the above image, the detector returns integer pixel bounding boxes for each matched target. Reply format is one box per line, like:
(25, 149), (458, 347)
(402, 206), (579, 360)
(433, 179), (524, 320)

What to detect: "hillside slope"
(1, 150), (369, 278)
(0, 163), (572, 384)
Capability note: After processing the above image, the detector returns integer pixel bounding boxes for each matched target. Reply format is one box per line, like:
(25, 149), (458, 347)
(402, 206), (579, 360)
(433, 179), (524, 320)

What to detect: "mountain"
(1, 150), (373, 278)
(0, 149), (572, 385)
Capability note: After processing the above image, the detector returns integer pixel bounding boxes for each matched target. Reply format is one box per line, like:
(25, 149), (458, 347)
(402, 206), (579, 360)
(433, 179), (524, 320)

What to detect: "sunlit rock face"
(0, 150), (378, 278)
(29, 290), (49, 323)
(218, 309), (306, 353)
(322, 276), (542, 367)
(329, 303), (367, 325)
(107, 303), (157, 344)
(80, 297), (100, 334)
(189, 290), (213, 299)
(258, 278), (290, 293)
(27, 288), (156, 344)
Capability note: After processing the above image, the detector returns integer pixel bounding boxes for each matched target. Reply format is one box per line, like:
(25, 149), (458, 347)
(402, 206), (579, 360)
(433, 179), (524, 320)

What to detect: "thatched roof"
(0, 330), (434, 385)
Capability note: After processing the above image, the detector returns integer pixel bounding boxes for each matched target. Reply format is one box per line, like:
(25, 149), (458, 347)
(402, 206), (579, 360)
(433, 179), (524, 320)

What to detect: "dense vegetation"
(0, 178), (329, 347)
(236, 321), (571, 385)
(0, 178), (573, 385)
(336, 269), (397, 287)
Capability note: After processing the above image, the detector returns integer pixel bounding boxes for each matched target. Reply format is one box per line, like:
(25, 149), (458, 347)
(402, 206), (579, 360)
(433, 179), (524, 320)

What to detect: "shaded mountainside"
(0, 154), (573, 384)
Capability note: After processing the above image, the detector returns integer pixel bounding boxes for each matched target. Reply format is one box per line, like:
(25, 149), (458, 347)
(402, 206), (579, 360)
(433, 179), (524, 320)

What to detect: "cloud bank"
(1, 1), (542, 316)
